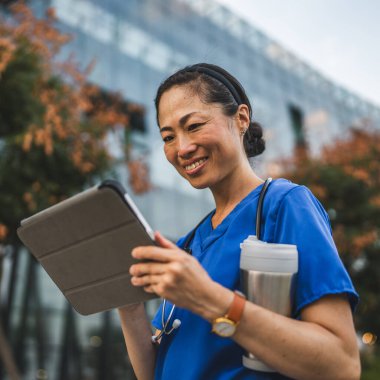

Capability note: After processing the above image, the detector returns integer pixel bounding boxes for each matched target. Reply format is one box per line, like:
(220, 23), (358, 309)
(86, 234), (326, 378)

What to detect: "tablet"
(17, 180), (158, 315)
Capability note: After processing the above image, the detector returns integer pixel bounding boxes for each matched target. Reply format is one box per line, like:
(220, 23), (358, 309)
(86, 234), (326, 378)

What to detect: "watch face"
(212, 318), (236, 337)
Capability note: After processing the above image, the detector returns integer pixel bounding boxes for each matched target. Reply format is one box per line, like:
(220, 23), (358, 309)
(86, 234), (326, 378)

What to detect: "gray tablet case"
(17, 180), (158, 315)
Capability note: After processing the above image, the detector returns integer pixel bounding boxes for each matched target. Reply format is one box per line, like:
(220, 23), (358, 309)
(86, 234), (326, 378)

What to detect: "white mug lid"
(240, 235), (298, 273)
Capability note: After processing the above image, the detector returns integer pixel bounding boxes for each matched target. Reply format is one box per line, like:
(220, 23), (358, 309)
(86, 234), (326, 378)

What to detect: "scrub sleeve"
(272, 185), (358, 315)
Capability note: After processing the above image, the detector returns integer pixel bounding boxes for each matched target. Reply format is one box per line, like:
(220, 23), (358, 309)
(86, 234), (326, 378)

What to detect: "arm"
(130, 232), (361, 380)
(117, 303), (156, 380)
(198, 283), (361, 380)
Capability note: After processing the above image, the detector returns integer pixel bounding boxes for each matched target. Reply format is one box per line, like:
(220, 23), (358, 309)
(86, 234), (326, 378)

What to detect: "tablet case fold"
(17, 182), (157, 315)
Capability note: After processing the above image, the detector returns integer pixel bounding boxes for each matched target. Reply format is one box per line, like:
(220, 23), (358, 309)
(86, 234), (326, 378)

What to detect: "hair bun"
(243, 121), (265, 158)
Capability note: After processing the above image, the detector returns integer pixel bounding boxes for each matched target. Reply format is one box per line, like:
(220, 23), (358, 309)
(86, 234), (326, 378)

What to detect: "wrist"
(211, 290), (246, 338)
(118, 302), (144, 315)
(199, 282), (234, 323)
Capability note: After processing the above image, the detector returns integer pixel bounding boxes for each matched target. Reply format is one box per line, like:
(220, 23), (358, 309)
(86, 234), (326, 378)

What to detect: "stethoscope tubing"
(152, 178), (272, 343)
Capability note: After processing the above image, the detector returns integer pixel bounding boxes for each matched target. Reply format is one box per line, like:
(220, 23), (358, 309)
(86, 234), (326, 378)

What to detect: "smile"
(185, 158), (208, 171)
(183, 157), (208, 175)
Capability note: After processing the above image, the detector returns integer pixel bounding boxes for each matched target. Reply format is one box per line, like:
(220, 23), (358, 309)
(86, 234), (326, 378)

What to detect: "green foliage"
(0, 40), (43, 138)
(362, 350), (380, 380)
(0, 138), (108, 241)
(0, 5), (128, 246)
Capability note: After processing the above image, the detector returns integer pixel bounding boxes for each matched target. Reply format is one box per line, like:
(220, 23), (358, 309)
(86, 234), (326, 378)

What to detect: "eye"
(162, 135), (174, 143)
(187, 123), (204, 131)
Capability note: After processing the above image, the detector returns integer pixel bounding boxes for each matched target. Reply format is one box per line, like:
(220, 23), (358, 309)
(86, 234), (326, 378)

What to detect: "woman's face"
(158, 85), (249, 190)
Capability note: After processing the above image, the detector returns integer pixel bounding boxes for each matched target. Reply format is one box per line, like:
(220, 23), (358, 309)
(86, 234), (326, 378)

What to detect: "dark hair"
(155, 63), (265, 158)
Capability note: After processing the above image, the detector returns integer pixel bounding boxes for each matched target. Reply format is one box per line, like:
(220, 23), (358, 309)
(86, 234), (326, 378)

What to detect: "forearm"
(198, 284), (360, 380)
(118, 303), (156, 380)
(234, 303), (358, 380)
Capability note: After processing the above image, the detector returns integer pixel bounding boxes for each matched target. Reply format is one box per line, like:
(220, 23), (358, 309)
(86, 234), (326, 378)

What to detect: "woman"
(118, 63), (360, 380)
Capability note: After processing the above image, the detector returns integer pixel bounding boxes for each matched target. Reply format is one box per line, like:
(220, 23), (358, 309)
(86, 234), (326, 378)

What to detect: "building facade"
(2, 0), (380, 379)
(45, 0), (380, 237)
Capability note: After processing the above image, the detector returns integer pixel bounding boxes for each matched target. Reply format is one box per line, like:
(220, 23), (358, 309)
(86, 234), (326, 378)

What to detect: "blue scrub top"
(152, 179), (358, 380)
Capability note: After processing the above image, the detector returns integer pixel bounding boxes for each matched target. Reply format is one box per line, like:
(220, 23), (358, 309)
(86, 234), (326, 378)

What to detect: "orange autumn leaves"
(127, 160), (152, 194)
(323, 129), (380, 256)
(1, 3), (149, 177)
(0, 4), (127, 173)
(281, 126), (380, 259)
(321, 128), (380, 187)
(0, 3), (151, 243)
(0, 36), (16, 74)
(0, 224), (8, 241)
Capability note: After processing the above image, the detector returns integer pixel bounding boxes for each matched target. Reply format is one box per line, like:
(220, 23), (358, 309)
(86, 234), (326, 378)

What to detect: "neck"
(209, 159), (263, 228)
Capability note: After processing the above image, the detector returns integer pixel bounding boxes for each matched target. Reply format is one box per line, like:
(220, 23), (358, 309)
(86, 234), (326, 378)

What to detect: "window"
(288, 104), (307, 150)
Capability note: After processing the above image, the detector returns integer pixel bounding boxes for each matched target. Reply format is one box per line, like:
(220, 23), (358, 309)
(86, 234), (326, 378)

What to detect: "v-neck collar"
(198, 182), (266, 253)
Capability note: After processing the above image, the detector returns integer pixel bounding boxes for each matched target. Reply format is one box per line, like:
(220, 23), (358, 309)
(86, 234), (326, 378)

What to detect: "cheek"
(163, 145), (177, 166)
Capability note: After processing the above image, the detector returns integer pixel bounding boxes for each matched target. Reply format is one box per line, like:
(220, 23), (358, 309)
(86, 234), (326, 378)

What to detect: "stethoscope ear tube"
(255, 178), (272, 240)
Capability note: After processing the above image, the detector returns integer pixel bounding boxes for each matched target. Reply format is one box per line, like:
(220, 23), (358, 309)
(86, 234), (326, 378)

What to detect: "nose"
(177, 135), (197, 158)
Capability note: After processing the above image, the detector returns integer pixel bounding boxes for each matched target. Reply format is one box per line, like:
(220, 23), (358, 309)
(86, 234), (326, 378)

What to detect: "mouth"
(183, 157), (208, 175)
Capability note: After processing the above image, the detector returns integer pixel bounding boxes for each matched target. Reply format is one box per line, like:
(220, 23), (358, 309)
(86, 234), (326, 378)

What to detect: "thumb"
(154, 231), (177, 249)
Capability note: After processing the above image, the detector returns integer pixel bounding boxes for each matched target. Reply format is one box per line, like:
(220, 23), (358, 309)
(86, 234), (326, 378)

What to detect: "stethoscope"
(151, 178), (272, 344)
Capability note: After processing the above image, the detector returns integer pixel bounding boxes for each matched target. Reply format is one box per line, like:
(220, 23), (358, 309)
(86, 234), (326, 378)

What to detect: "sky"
(216, 0), (380, 107)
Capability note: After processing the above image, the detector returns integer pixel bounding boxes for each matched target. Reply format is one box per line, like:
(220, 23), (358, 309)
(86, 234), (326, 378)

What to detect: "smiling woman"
(117, 63), (360, 380)
(156, 65), (264, 195)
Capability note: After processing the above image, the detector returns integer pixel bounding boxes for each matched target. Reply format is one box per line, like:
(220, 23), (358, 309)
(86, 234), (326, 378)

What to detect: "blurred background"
(0, 0), (379, 379)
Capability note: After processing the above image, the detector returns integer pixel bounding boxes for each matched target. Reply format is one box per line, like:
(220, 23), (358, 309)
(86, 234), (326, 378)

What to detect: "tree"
(279, 126), (380, 375)
(0, 3), (150, 246)
(0, 3), (150, 376)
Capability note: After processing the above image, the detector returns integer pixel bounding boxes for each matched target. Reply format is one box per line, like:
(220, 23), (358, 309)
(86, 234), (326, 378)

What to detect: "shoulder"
(263, 178), (307, 214)
(239, 178), (317, 221)
(261, 178), (331, 241)
(268, 179), (332, 239)
(267, 178), (327, 215)
(267, 178), (300, 201)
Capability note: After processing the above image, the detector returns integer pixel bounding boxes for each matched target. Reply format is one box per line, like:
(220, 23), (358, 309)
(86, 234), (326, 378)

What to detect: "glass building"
(35, 0), (380, 238)
(1, 0), (380, 379)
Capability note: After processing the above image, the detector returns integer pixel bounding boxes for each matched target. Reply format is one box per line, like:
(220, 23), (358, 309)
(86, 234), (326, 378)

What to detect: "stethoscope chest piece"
(151, 299), (181, 344)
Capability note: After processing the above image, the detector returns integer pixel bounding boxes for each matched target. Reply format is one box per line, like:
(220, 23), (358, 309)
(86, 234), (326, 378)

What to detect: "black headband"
(187, 65), (243, 106)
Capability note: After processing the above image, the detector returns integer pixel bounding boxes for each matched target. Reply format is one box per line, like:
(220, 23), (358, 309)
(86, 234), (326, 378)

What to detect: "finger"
(131, 273), (161, 287)
(129, 262), (166, 277)
(154, 231), (177, 249)
(132, 246), (180, 262)
(143, 285), (157, 294)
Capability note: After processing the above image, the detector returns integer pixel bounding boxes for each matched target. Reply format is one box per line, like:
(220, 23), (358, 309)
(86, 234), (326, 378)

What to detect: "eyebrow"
(159, 112), (200, 133)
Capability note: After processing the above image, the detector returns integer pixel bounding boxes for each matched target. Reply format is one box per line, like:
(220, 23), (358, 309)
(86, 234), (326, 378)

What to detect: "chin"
(179, 169), (214, 190)
(182, 175), (209, 189)
(190, 182), (209, 190)
(187, 176), (216, 190)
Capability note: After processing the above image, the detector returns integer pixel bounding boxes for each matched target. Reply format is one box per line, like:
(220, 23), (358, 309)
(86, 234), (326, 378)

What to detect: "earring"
(240, 128), (247, 136)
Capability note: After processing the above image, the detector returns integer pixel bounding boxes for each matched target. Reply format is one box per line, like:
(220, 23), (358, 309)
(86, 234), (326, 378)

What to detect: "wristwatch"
(212, 291), (246, 337)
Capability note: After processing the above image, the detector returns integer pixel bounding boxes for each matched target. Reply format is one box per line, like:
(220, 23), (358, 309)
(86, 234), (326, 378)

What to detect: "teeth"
(185, 158), (207, 171)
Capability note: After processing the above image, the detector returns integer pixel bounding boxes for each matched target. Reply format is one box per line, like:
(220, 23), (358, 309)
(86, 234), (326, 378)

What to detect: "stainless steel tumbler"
(240, 235), (298, 372)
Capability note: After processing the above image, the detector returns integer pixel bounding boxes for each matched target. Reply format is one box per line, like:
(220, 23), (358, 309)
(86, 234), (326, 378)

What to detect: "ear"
(236, 104), (250, 131)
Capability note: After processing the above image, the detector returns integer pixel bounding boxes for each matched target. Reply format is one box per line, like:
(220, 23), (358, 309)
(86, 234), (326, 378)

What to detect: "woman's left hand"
(129, 231), (229, 317)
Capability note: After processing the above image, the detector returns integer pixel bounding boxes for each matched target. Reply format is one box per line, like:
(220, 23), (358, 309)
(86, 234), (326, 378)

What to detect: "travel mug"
(240, 235), (298, 372)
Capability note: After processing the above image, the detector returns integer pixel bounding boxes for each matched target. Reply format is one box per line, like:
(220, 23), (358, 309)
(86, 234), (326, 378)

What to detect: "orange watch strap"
(226, 291), (246, 323)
